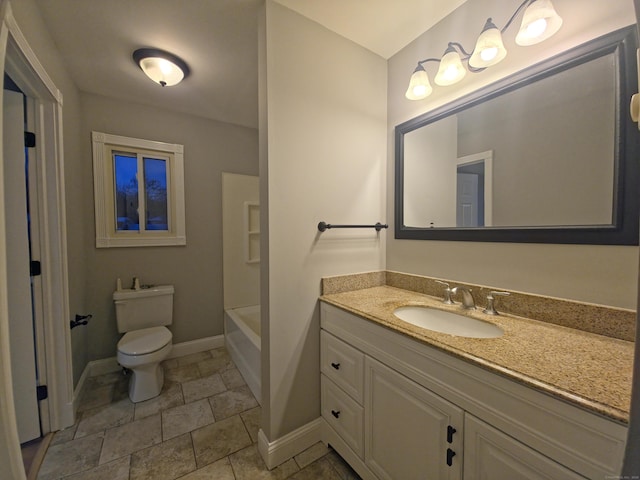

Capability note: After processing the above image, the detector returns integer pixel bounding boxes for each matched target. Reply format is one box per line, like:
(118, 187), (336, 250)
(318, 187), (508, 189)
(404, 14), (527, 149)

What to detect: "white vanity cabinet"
(319, 302), (627, 480)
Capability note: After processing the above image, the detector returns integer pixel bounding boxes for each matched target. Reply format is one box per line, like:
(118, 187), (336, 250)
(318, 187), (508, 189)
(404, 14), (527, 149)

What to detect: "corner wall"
(261, 1), (387, 440)
(387, 0), (639, 309)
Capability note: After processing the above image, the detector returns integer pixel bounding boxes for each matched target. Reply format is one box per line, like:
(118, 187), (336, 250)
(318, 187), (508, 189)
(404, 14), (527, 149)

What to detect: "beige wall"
(9, 0), (88, 386)
(387, 0), (639, 309)
(81, 93), (258, 361)
(261, 1), (387, 440)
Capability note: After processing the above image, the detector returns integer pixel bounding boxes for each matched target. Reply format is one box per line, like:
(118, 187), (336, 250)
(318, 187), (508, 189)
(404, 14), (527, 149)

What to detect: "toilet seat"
(117, 326), (172, 356)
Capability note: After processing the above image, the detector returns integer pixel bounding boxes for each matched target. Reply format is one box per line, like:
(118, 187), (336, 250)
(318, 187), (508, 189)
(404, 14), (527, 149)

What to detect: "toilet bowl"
(113, 284), (175, 403)
(117, 326), (173, 402)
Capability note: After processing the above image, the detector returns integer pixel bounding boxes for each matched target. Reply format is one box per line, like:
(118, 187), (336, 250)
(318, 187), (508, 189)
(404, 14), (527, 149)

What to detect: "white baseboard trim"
(72, 335), (224, 417)
(168, 334), (225, 359)
(258, 418), (323, 470)
(89, 357), (121, 377)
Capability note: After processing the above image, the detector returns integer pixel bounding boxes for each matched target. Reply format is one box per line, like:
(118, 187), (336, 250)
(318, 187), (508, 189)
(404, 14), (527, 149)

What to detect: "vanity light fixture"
(405, 0), (562, 100)
(133, 48), (190, 87)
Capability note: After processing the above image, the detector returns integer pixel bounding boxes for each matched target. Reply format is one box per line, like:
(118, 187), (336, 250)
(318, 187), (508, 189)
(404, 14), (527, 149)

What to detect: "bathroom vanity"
(319, 276), (632, 480)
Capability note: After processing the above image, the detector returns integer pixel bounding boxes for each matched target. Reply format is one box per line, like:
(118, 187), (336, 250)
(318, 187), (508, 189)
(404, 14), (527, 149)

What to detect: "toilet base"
(128, 362), (164, 403)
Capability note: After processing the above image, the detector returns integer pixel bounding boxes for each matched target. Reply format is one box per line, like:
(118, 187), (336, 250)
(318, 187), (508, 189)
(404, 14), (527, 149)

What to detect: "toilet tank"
(113, 285), (174, 333)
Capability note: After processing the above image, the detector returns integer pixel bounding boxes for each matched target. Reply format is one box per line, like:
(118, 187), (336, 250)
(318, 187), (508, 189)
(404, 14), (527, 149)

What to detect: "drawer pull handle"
(331, 410), (341, 419)
(331, 362), (341, 370)
(447, 425), (456, 443)
(446, 448), (456, 467)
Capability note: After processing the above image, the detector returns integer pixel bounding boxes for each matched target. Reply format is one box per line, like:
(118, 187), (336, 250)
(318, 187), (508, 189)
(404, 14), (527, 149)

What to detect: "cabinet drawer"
(321, 330), (364, 403)
(322, 374), (364, 458)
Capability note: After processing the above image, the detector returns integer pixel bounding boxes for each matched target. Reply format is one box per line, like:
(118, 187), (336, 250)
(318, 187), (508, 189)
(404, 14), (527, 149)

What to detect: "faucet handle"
(435, 280), (455, 304)
(483, 291), (510, 315)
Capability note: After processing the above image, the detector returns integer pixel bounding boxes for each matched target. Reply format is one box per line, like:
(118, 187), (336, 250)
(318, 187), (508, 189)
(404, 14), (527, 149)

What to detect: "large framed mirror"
(395, 26), (639, 245)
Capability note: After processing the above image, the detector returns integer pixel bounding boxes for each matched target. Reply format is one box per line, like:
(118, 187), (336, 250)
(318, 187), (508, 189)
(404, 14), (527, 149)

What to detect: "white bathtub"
(224, 305), (261, 404)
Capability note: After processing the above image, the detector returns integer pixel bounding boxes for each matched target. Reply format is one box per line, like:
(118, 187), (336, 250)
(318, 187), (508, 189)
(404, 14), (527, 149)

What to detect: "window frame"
(92, 131), (186, 247)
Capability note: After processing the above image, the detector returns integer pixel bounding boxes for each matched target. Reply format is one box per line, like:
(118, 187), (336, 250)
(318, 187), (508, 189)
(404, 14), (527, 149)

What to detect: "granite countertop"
(320, 285), (634, 424)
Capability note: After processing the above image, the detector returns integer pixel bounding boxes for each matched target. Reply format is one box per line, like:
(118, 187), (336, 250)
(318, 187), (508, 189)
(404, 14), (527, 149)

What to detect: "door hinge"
(36, 385), (48, 401)
(24, 131), (36, 148)
(30, 260), (41, 276)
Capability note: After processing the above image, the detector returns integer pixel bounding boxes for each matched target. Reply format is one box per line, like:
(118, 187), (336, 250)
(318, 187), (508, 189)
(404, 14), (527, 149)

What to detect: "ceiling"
(35, 0), (465, 130)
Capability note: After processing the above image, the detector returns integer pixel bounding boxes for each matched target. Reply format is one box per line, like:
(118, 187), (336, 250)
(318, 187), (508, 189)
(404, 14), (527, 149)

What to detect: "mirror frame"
(395, 26), (639, 245)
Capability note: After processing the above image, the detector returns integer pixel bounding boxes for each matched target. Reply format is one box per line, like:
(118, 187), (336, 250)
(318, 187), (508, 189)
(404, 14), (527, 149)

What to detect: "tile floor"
(37, 347), (361, 480)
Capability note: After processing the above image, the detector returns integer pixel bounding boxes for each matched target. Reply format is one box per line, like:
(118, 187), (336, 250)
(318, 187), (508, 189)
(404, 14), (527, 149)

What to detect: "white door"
(3, 88), (40, 443)
(456, 173), (479, 227)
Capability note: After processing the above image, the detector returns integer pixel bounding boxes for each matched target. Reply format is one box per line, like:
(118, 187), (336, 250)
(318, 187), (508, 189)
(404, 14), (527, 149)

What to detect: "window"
(92, 131), (186, 247)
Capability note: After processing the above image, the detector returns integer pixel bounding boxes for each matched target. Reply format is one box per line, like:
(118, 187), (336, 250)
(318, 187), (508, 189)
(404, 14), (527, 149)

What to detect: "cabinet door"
(464, 414), (585, 480)
(365, 357), (463, 480)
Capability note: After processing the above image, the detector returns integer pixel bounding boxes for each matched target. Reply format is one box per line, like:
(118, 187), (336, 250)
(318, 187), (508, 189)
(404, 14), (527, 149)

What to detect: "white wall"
(222, 173), (260, 309)
(387, 0), (639, 309)
(404, 115), (457, 227)
(261, 1), (387, 440)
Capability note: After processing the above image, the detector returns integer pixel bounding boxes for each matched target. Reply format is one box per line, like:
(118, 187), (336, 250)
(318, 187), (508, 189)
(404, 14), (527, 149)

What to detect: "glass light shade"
(468, 19), (508, 68)
(434, 49), (466, 86)
(139, 57), (185, 86)
(405, 65), (433, 100)
(515, 0), (563, 46)
(133, 48), (190, 87)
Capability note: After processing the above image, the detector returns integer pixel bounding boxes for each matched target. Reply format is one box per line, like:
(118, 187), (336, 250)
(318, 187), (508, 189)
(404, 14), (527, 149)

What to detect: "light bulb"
(480, 47), (498, 62)
(525, 18), (548, 39)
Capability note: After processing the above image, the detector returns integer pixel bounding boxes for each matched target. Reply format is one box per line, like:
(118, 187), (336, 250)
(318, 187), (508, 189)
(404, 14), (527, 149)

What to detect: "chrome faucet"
(451, 286), (475, 309)
(435, 280), (455, 305)
(483, 291), (510, 315)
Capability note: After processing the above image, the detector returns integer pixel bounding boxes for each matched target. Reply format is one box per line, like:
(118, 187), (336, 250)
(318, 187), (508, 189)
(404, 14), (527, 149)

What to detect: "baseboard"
(258, 417), (323, 470)
(89, 357), (121, 377)
(168, 334), (225, 359)
(73, 334), (224, 415)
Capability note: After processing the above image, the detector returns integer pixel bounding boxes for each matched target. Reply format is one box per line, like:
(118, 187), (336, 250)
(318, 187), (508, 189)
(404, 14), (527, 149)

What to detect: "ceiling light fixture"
(405, 0), (562, 100)
(133, 48), (190, 87)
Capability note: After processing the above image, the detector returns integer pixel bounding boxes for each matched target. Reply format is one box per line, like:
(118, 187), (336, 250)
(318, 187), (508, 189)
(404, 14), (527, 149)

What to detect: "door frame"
(0, 1), (72, 477)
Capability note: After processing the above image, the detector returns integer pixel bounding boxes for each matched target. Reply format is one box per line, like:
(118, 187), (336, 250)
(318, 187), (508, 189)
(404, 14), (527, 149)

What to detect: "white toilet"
(113, 285), (174, 403)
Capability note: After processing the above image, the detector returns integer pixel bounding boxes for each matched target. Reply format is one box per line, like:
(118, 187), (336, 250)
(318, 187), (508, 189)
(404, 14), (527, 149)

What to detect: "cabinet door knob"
(331, 410), (341, 419)
(331, 362), (341, 370)
(447, 425), (457, 443)
(446, 448), (456, 467)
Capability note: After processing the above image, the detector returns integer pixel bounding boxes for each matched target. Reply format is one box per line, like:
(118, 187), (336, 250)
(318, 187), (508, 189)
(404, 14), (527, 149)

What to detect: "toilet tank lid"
(113, 284), (174, 301)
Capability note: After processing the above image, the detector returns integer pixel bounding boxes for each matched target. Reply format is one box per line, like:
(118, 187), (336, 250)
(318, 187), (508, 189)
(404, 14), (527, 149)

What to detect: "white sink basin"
(393, 306), (503, 338)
